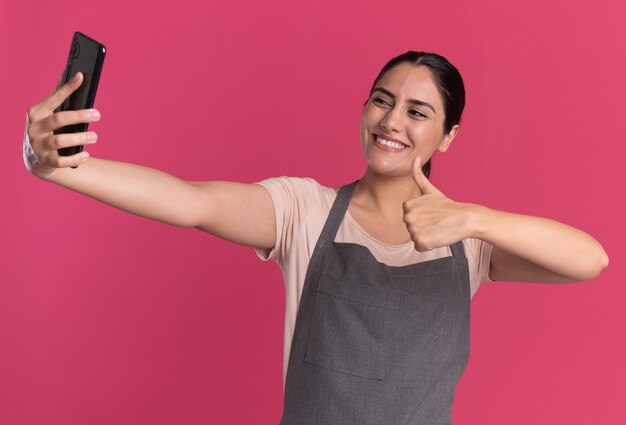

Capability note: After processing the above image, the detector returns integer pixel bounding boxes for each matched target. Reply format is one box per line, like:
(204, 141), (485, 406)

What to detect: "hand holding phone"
(24, 32), (105, 176)
(54, 32), (106, 157)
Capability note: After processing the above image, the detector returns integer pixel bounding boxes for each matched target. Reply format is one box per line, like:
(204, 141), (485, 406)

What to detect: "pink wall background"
(1, 0), (624, 423)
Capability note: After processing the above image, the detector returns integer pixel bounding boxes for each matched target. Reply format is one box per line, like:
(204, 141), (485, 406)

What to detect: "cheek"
(359, 126), (369, 155)
(359, 109), (375, 152)
(408, 124), (444, 148)
(361, 103), (381, 125)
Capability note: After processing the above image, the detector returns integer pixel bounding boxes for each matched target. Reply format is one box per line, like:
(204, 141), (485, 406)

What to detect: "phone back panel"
(55, 32), (106, 155)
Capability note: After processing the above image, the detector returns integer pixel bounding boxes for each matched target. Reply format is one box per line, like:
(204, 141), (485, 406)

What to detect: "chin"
(366, 157), (409, 178)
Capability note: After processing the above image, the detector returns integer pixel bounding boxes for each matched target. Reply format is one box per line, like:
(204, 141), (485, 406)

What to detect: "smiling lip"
(372, 133), (410, 152)
(375, 133), (405, 144)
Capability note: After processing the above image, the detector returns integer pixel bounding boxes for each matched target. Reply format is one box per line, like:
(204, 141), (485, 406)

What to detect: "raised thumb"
(411, 156), (435, 194)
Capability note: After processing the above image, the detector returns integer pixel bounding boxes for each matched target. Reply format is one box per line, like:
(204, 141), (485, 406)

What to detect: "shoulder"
(255, 176), (323, 191)
(254, 176), (337, 207)
(252, 177), (337, 264)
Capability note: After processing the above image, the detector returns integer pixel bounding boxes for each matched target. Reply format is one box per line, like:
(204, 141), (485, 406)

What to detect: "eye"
(409, 109), (427, 118)
(372, 97), (391, 107)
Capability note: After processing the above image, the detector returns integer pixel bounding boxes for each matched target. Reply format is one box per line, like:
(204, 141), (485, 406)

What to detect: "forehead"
(375, 63), (442, 109)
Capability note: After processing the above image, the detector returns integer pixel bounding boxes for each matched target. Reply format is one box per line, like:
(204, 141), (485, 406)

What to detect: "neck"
(353, 167), (423, 220)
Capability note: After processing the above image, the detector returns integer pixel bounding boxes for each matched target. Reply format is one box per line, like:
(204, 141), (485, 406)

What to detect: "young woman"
(24, 51), (608, 424)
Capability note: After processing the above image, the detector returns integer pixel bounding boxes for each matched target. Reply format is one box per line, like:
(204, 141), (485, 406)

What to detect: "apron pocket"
(304, 273), (400, 381)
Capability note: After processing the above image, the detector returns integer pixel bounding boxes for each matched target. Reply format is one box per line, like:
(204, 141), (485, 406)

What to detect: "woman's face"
(360, 62), (458, 177)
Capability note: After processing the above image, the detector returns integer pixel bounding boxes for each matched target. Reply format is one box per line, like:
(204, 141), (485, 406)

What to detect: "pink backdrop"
(1, 0), (624, 423)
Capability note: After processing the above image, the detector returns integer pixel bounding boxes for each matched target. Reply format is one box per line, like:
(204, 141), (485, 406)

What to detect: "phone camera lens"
(70, 41), (80, 59)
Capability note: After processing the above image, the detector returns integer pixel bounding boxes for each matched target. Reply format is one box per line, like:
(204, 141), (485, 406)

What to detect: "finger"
(44, 131), (98, 151)
(50, 150), (91, 168)
(28, 72), (82, 123)
(40, 71), (84, 114)
(411, 156), (438, 195)
(36, 108), (101, 133)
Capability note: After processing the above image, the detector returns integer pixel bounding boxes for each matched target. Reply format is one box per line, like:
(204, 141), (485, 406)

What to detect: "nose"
(380, 105), (402, 133)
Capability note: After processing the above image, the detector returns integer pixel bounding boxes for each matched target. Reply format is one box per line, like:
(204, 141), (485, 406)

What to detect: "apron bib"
(279, 181), (471, 425)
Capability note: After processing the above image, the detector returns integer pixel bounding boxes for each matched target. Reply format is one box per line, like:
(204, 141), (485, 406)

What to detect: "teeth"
(376, 135), (406, 150)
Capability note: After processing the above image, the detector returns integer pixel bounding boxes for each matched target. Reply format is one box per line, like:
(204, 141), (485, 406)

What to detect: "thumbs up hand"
(402, 156), (474, 252)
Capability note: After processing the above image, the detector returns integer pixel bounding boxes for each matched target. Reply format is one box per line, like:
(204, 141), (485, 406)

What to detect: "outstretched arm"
(25, 71), (276, 250)
(402, 157), (609, 283)
(470, 206), (608, 283)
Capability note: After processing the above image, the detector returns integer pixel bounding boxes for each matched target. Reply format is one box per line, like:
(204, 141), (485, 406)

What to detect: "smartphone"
(54, 32), (106, 157)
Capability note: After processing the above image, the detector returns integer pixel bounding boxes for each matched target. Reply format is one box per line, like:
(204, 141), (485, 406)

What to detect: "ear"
(438, 124), (459, 153)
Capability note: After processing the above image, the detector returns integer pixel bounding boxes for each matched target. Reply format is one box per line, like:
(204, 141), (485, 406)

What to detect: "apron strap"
(318, 180), (358, 242)
(450, 240), (466, 259)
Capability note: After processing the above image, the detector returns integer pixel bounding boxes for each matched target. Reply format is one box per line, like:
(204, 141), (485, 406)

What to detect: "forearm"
(468, 204), (609, 281)
(36, 157), (200, 227)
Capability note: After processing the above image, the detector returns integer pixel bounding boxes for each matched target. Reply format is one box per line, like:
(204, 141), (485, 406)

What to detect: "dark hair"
(366, 51), (465, 177)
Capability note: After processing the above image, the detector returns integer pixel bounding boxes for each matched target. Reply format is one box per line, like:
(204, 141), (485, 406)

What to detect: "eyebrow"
(372, 87), (437, 114)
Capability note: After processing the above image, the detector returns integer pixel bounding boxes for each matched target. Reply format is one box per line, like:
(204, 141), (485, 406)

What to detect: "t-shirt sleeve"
(464, 237), (496, 296)
(252, 176), (319, 267)
(477, 239), (495, 283)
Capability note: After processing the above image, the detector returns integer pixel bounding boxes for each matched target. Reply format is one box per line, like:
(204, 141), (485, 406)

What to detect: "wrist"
(23, 113), (40, 173)
(462, 203), (490, 239)
(23, 111), (61, 181)
(31, 165), (59, 181)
